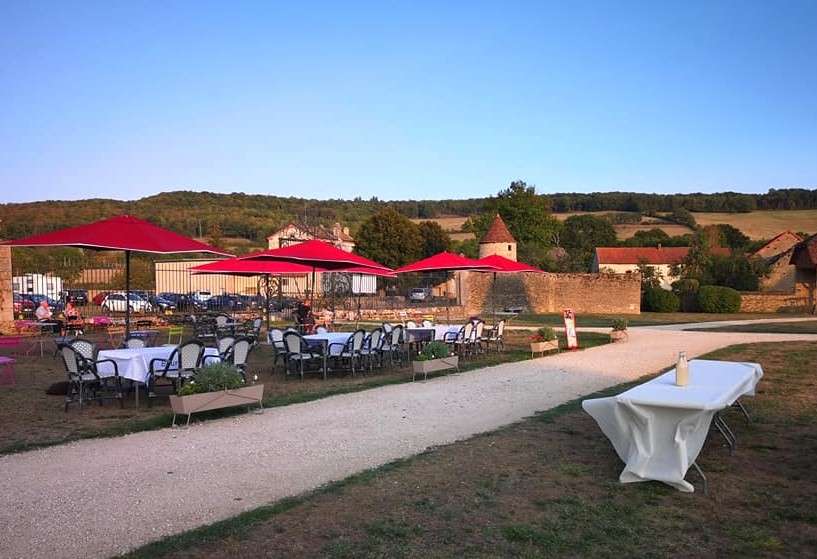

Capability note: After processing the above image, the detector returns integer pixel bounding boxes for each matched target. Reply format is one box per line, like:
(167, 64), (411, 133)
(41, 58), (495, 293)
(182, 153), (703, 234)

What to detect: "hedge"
(695, 285), (742, 313)
(642, 287), (681, 313)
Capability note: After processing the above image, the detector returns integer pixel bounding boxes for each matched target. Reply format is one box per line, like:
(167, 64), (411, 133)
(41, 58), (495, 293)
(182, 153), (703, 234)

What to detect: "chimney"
(657, 243), (662, 250)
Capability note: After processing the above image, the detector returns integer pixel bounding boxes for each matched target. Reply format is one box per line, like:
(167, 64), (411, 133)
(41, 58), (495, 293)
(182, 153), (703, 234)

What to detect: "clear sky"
(2, 0), (815, 204)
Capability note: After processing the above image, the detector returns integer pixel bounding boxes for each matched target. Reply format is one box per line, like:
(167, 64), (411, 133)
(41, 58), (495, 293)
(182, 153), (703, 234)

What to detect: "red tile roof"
(595, 247), (691, 265)
(480, 214), (516, 244)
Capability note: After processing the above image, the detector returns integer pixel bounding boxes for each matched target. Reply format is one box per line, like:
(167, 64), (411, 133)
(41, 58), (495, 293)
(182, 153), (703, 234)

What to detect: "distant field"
(410, 209), (815, 243)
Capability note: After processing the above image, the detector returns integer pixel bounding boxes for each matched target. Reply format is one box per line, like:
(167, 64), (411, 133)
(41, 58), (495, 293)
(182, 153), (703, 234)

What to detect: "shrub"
(416, 341), (451, 361)
(531, 326), (557, 341)
(642, 287), (680, 313)
(177, 362), (244, 396)
(611, 318), (628, 331)
(695, 285), (741, 313)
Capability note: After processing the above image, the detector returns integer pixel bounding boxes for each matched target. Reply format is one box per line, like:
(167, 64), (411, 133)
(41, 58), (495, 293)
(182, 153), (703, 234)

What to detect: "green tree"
(417, 220), (452, 258)
(354, 207), (422, 269)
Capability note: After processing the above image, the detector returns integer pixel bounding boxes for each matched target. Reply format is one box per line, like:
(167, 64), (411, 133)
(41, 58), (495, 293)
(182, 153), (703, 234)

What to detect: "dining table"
(97, 345), (220, 408)
(302, 332), (355, 376)
(582, 359), (763, 493)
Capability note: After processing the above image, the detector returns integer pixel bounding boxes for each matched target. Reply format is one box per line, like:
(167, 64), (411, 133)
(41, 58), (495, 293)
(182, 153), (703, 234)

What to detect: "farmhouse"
(592, 246), (692, 289)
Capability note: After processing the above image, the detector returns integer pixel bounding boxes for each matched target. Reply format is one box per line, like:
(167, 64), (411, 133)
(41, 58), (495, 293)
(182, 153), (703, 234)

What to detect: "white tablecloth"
(303, 332), (354, 357)
(404, 325), (459, 343)
(97, 346), (220, 384)
(582, 359), (763, 492)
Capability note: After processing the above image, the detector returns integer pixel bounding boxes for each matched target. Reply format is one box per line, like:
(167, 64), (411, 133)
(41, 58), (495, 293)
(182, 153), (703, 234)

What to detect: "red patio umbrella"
(236, 240), (393, 302)
(3, 215), (231, 334)
(395, 252), (498, 323)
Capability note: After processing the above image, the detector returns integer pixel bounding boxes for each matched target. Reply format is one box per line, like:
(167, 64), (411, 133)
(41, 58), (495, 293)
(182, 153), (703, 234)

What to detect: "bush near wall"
(642, 287), (680, 313)
(695, 285), (742, 313)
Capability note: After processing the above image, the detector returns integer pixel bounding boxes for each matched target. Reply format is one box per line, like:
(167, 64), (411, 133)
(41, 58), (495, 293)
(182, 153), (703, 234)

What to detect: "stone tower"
(478, 214), (517, 260)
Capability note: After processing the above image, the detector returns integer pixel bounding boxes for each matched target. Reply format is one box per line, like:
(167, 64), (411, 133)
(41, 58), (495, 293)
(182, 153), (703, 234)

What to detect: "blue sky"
(2, 0), (815, 204)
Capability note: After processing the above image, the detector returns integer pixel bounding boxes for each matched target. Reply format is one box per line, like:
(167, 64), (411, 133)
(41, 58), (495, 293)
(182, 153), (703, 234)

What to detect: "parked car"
(410, 287), (432, 302)
(13, 293), (36, 317)
(59, 289), (89, 306)
(92, 291), (111, 305)
(206, 294), (247, 312)
(269, 296), (298, 312)
(24, 293), (65, 314)
(240, 294), (266, 310)
(158, 292), (194, 311)
(150, 294), (177, 313)
(100, 292), (154, 314)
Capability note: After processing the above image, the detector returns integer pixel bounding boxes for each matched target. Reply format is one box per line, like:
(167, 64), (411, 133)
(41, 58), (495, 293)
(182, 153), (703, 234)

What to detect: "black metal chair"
(58, 342), (122, 411)
(148, 339), (205, 405)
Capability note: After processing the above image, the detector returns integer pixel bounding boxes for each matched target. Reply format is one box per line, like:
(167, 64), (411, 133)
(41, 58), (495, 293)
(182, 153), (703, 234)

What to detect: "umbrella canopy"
(476, 254), (545, 274)
(237, 240), (392, 301)
(238, 240), (391, 272)
(189, 258), (318, 275)
(394, 251), (497, 274)
(3, 215), (231, 334)
(2, 215), (231, 255)
(395, 252), (498, 323)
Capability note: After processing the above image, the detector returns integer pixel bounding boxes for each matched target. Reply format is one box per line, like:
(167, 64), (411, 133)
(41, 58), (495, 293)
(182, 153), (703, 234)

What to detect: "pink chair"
(0, 336), (21, 387)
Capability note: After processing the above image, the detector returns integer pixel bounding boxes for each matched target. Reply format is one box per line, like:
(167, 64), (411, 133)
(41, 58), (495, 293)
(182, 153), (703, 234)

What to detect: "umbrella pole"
(125, 251), (131, 337)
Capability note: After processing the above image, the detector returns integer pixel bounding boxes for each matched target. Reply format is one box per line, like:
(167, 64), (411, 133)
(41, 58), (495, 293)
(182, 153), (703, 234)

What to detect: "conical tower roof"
(479, 214), (516, 244)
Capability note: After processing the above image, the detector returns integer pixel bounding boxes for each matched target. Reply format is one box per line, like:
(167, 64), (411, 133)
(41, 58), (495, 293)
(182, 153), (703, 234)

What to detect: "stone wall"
(0, 245), (13, 331)
(465, 271), (642, 315)
(739, 292), (812, 313)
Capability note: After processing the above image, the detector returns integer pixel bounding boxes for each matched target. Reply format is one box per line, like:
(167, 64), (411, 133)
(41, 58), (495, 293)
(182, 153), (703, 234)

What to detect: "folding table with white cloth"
(582, 359), (763, 493)
(97, 345), (219, 408)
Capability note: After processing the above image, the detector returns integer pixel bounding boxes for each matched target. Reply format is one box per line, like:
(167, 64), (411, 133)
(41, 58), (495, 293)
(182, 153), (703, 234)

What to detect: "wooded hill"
(1, 188), (815, 254)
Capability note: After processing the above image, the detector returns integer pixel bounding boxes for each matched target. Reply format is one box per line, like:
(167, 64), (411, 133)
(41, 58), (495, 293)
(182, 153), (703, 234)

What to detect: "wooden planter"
(169, 384), (264, 426)
(530, 340), (559, 357)
(412, 356), (459, 381)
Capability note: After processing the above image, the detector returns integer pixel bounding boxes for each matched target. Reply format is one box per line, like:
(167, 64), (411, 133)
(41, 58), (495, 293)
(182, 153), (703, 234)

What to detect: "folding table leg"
(690, 461), (708, 495)
(713, 412), (736, 454)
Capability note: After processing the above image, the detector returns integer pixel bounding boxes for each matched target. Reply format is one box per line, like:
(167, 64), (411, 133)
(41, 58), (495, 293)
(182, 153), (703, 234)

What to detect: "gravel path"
(1, 323), (815, 559)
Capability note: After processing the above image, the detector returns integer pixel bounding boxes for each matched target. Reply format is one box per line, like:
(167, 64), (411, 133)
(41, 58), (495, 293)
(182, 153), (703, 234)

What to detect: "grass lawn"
(4, 317), (816, 557)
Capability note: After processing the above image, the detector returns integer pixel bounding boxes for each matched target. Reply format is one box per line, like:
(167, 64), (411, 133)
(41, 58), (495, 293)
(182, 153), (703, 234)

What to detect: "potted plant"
(610, 318), (629, 343)
(168, 361), (264, 426)
(412, 340), (459, 381)
(530, 327), (559, 356)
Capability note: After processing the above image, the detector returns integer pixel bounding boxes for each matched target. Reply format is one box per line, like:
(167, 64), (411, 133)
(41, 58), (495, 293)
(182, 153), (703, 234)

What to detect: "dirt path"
(1, 325), (815, 559)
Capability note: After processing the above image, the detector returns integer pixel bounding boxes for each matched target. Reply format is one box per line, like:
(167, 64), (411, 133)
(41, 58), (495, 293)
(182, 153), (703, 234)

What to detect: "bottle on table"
(675, 350), (689, 386)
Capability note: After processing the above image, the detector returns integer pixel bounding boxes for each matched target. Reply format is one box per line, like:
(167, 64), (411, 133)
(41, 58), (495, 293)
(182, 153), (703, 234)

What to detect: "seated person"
(62, 301), (84, 335)
(35, 300), (63, 334)
(295, 299), (316, 334)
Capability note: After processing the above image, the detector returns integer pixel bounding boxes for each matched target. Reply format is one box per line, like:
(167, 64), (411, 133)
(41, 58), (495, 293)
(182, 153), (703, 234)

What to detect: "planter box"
(412, 356), (459, 381)
(530, 340), (559, 357)
(169, 384), (264, 426)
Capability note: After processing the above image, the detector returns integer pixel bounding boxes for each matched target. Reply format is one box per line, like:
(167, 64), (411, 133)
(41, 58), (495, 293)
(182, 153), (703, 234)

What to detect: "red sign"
(563, 308), (579, 349)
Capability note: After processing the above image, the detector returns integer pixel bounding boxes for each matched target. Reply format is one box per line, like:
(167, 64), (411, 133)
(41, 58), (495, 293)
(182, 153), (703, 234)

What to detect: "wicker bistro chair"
(267, 328), (288, 374)
(282, 330), (322, 380)
(147, 339), (205, 405)
(58, 342), (123, 411)
(481, 319), (506, 353)
(444, 322), (474, 358)
(122, 335), (148, 349)
(328, 329), (366, 375)
(360, 327), (385, 373)
(380, 324), (404, 368)
(226, 336), (253, 381)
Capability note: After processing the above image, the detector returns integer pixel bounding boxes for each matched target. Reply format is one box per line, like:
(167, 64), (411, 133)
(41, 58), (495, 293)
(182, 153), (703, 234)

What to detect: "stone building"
(478, 214), (516, 260)
(751, 231), (802, 292)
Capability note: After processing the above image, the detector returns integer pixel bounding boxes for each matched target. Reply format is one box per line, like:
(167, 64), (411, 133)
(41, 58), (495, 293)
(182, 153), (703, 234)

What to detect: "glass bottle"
(675, 350), (689, 386)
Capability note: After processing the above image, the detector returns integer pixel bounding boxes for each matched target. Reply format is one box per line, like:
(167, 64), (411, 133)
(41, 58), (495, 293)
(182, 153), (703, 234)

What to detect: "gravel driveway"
(2, 322), (815, 559)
